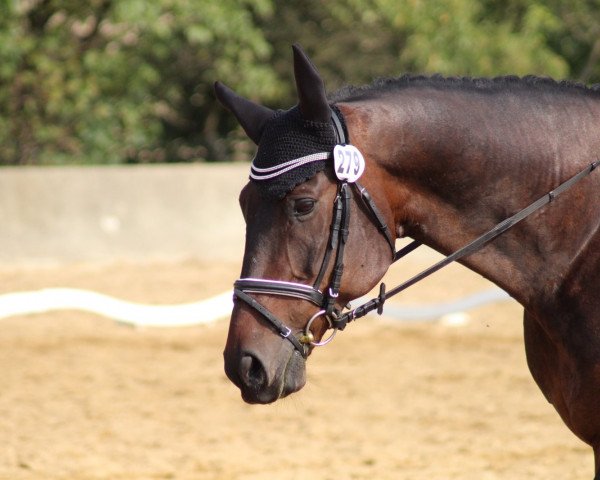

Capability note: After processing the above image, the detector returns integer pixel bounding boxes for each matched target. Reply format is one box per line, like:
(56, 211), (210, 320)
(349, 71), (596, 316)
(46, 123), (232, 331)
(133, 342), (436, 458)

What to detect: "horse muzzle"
(224, 342), (307, 404)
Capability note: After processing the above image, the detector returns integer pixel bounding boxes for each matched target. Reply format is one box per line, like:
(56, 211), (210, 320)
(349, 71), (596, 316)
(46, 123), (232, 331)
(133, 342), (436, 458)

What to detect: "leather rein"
(234, 109), (600, 358)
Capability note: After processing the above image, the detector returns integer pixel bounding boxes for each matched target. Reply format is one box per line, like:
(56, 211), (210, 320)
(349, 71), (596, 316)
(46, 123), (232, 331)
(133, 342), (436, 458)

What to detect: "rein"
(234, 108), (599, 358)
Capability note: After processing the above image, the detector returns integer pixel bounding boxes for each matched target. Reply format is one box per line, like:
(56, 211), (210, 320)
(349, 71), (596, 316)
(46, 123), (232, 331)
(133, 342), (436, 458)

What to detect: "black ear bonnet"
(250, 105), (347, 200)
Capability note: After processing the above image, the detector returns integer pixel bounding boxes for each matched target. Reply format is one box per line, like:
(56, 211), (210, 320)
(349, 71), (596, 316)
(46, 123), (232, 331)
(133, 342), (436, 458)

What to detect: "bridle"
(234, 109), (397, 357)
(233, 108), (600, 358)
(234, 178), (399, 357)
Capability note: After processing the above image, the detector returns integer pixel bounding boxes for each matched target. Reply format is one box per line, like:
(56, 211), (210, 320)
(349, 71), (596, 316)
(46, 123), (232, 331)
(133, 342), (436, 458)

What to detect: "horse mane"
(330, 74), (600, 102)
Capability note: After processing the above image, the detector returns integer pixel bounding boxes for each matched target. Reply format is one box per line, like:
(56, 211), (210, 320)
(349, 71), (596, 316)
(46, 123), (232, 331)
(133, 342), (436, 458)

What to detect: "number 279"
(336, 150), (360, 175)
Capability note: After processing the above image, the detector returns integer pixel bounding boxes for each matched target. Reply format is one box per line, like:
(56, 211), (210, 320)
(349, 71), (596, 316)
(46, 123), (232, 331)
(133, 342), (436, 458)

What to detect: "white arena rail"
(0, 288), (233, 327)
(0, 287), (511, 327)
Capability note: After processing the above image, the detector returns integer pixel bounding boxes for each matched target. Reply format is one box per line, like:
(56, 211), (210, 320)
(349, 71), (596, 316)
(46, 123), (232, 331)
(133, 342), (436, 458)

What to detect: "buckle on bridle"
(280, 326), (292, 338)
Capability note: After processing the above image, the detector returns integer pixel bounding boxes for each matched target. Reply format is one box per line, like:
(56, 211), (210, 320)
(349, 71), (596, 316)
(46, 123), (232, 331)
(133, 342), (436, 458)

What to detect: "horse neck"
(340, 87), (600, 307)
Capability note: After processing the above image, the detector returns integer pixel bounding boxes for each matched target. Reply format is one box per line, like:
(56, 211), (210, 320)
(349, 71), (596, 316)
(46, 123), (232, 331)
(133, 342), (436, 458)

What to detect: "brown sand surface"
(0, 258), (592, 480)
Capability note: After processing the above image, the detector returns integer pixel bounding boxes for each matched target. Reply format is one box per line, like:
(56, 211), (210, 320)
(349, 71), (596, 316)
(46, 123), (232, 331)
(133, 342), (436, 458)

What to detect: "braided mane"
(330, 74), (600, 102)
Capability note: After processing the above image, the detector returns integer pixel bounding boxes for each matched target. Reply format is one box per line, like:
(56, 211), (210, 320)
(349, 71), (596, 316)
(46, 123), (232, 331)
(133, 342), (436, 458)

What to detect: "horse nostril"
(239, 354), (267, 389)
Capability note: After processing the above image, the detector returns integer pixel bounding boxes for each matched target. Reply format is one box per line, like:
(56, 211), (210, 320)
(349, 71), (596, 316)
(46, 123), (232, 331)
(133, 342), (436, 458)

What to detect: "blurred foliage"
(0, 0), (598, 164)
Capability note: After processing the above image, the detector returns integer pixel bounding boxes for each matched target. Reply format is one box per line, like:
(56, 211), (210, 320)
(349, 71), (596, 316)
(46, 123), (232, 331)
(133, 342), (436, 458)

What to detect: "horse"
(215, 44), (600, 476)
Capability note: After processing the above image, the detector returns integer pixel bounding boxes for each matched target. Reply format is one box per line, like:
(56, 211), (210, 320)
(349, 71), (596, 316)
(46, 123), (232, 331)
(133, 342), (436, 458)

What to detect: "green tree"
(532, 0), (600, 84)
(0, 0), (598, 165)
(483, 0), (600, 84)
(0, 0), (278, 164)
(260, 0), (570, 107)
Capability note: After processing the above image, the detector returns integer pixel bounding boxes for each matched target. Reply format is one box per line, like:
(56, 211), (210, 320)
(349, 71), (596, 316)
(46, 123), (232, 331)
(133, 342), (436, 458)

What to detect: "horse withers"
(215, 45), (600, 476)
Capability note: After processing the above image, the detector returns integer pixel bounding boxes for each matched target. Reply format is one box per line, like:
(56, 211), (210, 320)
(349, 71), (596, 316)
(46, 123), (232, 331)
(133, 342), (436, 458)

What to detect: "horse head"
(215, 45), (395, 403)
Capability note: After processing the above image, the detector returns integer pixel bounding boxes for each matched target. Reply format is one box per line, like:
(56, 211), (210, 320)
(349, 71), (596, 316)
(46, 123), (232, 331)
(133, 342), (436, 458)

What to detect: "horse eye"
(293, 198), (315, 216)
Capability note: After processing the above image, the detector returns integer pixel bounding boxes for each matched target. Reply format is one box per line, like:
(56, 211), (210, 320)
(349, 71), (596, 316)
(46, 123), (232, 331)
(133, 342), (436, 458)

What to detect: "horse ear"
(214, 81), (274, 145)
(292, 44), (332, 123)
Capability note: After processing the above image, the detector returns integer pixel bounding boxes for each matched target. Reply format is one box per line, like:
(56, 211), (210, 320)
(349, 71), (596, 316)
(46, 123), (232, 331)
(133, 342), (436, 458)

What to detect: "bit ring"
(303, 310), (337, 347)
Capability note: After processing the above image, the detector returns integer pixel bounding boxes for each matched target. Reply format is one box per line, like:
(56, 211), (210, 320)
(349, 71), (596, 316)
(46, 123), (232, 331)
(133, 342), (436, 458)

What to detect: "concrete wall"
(0, 164), (249, 265)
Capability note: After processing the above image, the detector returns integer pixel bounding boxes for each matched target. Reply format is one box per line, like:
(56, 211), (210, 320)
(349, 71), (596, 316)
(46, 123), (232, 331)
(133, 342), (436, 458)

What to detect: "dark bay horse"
(215, 45), (600, 475)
